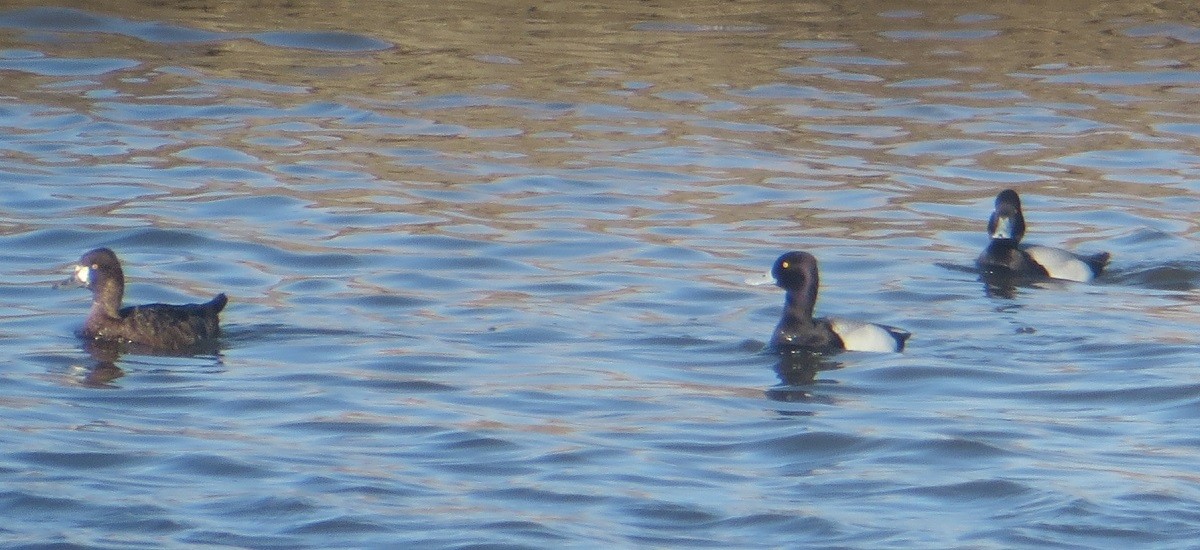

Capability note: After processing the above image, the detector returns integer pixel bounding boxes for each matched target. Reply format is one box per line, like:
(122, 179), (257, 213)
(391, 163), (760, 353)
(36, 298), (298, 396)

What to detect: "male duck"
(761, 251), (909, 353)
(977, 189), (1110, 283)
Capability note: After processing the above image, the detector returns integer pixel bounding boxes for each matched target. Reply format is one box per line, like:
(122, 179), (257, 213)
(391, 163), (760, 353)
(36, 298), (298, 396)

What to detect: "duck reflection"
(71, 335), (224, 388)
(75, 339), (125, 388)
(979, 270), (1021, 299)
(979, 269), (1075, 300)
(764, 349), (843, 403)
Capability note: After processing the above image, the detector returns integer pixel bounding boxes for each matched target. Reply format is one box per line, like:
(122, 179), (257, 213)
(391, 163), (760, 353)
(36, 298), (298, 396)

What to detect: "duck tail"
(1085, 252), (1111, 276)
(207, 293), (228, 313)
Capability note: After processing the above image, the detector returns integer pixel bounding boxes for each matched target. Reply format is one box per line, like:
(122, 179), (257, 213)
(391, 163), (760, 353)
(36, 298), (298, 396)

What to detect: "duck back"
(85, 293), (227, 349)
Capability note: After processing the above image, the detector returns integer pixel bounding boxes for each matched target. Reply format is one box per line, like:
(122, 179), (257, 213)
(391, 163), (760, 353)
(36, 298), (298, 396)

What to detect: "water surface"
(3, 1), (1200, 547)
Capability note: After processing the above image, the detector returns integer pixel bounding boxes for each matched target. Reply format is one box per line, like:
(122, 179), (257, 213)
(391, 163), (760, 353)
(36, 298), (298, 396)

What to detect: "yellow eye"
(781, 261), (790, 269)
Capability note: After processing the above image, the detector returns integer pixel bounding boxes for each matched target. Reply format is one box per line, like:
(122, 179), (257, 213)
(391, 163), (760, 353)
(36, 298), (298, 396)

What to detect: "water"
(2, 1), (1200, 547)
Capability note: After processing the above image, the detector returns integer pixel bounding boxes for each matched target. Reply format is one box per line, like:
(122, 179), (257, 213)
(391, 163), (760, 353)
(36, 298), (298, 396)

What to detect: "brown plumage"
(71, 248), (227, 350)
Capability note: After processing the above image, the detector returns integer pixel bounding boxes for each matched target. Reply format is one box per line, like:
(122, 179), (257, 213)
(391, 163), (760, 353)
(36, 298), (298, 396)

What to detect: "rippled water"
(4, 1), (1200, 547)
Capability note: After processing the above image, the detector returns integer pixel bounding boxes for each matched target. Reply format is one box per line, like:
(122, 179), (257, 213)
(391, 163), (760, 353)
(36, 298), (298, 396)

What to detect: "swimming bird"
(68, 247), (227, 350)
(977, 189), (1109, 283)
(758, 251), (909, 353)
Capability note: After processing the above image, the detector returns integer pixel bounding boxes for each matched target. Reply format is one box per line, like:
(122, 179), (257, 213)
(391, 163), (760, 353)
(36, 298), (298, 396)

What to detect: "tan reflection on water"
(2, 0), (1199, 243)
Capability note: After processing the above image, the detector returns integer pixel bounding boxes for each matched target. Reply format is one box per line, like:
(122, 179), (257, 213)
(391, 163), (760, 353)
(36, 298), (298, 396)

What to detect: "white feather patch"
(991, 215), (1014, 239)
(829, 318), (904, 352)
(1024, 245), (1093, 282)
(74, 265), (90, 284)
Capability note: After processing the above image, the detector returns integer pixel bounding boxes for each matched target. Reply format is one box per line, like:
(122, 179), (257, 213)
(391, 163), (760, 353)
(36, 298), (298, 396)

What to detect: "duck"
(976, 189), (1110, 283)
(68, 247), (227, 350)
(758, 251), (909, 353)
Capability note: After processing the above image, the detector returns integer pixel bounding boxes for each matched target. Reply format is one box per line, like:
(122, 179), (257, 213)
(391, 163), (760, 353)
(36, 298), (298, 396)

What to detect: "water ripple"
(3, 1), (1200, 548)
(0, 7), (392, 52)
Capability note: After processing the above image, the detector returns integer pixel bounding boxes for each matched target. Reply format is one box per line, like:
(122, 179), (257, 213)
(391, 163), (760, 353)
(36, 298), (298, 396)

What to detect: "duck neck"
(90, 278), (124, 319)
(782, 282), (817, 325)
(986, 237), (1020, 252)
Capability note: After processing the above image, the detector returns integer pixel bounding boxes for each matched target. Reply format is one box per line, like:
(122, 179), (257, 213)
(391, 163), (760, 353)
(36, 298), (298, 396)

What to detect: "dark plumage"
(70, 247), (227, 350)
(766, 251), (909, 354)
(977, 189), (1110, 283)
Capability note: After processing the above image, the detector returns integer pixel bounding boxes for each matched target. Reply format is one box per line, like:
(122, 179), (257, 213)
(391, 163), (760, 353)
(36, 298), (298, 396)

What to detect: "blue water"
(4, 3), (1200, 548)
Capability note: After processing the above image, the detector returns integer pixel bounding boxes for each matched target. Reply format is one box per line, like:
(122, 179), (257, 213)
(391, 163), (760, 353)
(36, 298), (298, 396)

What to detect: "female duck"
(977, 189), (1109, 283)
(762, 251), (909, 353)
(70, 247), (227, 350)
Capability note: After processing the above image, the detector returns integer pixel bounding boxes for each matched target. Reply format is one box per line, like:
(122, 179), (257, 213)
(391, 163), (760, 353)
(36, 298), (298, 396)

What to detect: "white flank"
(829, 318), (902, 352)
(1024, 245), (1093, 282)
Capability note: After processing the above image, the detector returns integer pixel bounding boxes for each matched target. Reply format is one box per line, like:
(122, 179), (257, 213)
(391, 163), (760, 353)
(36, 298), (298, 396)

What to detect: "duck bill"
(55, 273), (81, 289)
(55, 265), (89, 289)
(745, 271), (775, 286)
(990, 215), (1015, 240)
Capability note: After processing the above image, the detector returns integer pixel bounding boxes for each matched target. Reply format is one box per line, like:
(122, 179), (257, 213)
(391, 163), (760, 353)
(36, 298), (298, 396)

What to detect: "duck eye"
(780, 261), (790, 269)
